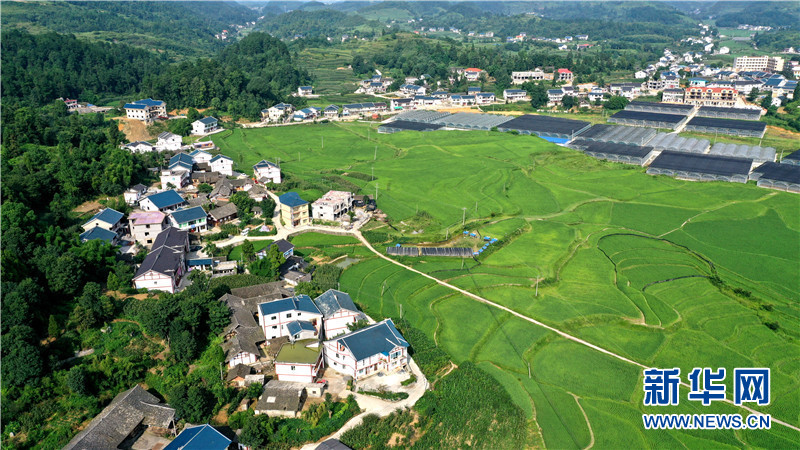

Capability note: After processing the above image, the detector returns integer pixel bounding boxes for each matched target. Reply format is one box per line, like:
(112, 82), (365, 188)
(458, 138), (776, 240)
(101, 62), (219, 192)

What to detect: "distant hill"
(1, 1), (260, 58)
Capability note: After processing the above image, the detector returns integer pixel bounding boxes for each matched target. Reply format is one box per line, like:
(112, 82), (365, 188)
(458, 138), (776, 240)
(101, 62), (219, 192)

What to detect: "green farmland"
(211, 123), (800, 448)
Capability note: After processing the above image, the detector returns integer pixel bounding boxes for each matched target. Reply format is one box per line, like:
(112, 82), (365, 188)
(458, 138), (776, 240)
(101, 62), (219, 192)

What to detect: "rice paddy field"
(210, 122), (800, 448)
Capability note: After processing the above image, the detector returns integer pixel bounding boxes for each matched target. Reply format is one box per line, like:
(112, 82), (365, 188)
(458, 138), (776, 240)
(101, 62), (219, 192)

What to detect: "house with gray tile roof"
(313, 289), (366, 338)
(323, 319), (409, 381)
(63, 385), (175, 450)
(132, 227), (189, 293)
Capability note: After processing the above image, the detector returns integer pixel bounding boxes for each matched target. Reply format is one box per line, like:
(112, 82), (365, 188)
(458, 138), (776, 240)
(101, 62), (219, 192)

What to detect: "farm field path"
(350, 229), (800, 433)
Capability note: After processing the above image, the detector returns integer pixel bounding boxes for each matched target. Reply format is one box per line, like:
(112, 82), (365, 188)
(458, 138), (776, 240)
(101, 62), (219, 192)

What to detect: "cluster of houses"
(277, 189), (372, 228)
(511, 68), (574, 84)
(220, 284), (410, 417)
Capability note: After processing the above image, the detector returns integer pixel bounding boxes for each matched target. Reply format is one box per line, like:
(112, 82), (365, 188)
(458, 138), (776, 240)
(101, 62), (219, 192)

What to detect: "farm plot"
(220, 123), (799, 447)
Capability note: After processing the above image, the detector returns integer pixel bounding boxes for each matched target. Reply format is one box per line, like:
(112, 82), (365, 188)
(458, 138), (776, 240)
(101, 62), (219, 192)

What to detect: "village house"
(275, 340), (324, 383)
(548, 88), (565, 105)
(263, 103), (294, 122)
(511, 69), (550, 84)
(324, 104), (339, 118)
(279, 192), (311, 228)
(168, 206), (208, 232)
(81, 208), (125, 245)
(476, 92), (496, 104)
(292, 107), (323, 122)
(390, 98), (413, 110)
(209, 178), (234, 200)
(164, 424), (232, 450)
(323, 319), (409, 381)
(124, 98), (167, 122)
(609, 83), (642, 100)
(297, 86), (313, 97)
(63, 385), (175, 450)
(662, 88), (686, 103)
(61, 98), (79, 111)
(254, 380), (306, 418)
(733, 55), (784, 73)
(123, 141), (157, 153)
(311, 190), (353, 222)
(413, 96), (441, 107)
(431, 90), (449, 99)
(252, 160), (281, 185)
(503, 89), (529, 102)
(188, 149), (213, 165)
(156, 132), (182, 151)
(124, 184), (148, 205)
(256, 239), (294, 260)
(314, 289), (366, 339)
(139, 190), (187, 213)
(463, 68), (485, 81)
(207, 202), (238, 226)
(191, 116), (219, 135)
(226, 364), (253, 387)
(210, 154), (234, 176)
(450, 94), (476, 106)
(257, 295), (323, 341)
(160, 169), (190, 190)
(556, 68), (574, 82)
(684, 86), (738, 107)
(132, 227), (189, 293)
(399, 84), (426, 96)
(223, 306), (265, 368)
(129, 211), (168, 248)
(588, 89), (606, 103)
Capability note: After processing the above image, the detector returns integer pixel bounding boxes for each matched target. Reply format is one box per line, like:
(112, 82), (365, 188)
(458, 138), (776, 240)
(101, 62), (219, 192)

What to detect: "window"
(272, 325), (277, 329)
(291, 366), (296, 371)
(146, 224), (150, 229)
(297, 313), (301, 316)
(144, 232), (149, 236)
(271, 315), (277, 320)
(286, 313), (292, 318)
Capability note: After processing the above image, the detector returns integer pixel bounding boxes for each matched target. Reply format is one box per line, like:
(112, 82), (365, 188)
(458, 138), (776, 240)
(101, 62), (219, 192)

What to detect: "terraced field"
(213, 122), (800, 448)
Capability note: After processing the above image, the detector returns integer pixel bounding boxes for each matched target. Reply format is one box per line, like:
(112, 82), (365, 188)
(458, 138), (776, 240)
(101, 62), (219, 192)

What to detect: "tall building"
(733, 56), (784, 73)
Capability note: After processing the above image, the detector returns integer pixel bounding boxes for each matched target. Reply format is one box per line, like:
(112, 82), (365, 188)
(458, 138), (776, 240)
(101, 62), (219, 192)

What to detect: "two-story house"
(169, 206), (208, 232)
(81, 208), (125, 245)
(311, 190), (353, 222)
(191, 117), (219, 135)
(257, 296), (324, 341)
(139, 190), (187, 213)
(313, 289), (366, 339)
(323, 319), (409, 381)
(132, 227), (189, 293)
(209, 154), (234, 176)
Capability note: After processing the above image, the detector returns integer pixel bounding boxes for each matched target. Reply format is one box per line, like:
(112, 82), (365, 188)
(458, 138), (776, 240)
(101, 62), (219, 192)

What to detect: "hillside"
(0, 0), (260, 58)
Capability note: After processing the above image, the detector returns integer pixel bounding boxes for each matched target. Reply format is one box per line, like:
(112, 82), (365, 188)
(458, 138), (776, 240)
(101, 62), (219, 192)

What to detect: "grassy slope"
(212, 122), (800, 448)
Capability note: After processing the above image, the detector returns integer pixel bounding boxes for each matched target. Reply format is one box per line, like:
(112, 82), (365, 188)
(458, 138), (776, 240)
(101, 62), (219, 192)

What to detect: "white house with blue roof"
(188, 149), (213, 164)
(164, 424), (231, 450)
(169, 206), (208, 232)
(313, 289), (367, 338)
(139, 190), (187, 213)
(323, 319), (409, 381)
(124, 98), (166, 122)
(257, 295), (323, 341)
(298, 86), (313, 97)
(209, 154), (234, 176)
(191, 116), (219, 135)
(253, 160), (281, 184)
(79, 227), (120, 245)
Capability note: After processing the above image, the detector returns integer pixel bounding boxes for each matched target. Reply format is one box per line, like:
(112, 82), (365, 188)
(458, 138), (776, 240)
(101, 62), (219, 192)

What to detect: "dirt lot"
(115, 117), (153, 142)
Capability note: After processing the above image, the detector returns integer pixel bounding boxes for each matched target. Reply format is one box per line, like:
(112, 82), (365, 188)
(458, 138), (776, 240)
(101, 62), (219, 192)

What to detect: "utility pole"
(381, 281), (386, 296)
(374, 145), (377, 160)
(462, 207), (466, 226)
(399, 303), (403, 319)
(475, 200), (478, 215)
(321, 136), (324, 149)
(372, 166), (374, 181)
(375, 183), (379, 201)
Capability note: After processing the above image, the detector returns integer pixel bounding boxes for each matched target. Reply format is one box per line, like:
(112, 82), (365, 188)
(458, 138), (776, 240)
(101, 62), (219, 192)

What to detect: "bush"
(357, 389), (409, 401)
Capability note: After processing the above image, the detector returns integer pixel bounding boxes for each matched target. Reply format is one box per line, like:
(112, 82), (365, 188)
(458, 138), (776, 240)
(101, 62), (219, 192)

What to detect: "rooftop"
(279, 192), (308, 208)
(170, 206), (207, 224)
(143, 190), (185, 209)
(164, 424), (231, 450)
(333, 319), (408, 362)
(258, 295), (320, 317)
(276, 339), (322, 364)
(79, 227), (117, 243)
(83, 208), (124, 227)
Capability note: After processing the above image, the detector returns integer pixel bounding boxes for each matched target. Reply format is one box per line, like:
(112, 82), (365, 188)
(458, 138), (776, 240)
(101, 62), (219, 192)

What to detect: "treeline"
(715, 5), (799, 29)
(1, 30), (165, 107)
(2, 30), (311, 120)
(257, 9), (384, 39)
(1, 1), (259, 57)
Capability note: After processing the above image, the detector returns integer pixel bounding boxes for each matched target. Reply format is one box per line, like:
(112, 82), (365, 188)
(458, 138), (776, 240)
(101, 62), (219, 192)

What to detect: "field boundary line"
(353, 231), (800, 433)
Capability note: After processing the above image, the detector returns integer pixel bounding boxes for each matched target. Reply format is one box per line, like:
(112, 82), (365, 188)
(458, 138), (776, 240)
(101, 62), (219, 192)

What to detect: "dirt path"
(569, 392), (595, 450)
(350, 229), (800, 433)
(73, 200), (103, 214)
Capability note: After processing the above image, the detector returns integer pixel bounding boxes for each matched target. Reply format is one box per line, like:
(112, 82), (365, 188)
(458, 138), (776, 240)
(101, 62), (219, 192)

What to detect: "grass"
(216, 121), (800, 448)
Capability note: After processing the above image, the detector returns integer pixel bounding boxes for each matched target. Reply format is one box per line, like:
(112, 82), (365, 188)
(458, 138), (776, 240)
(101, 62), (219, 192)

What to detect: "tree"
(48, 315), (60, 338)
(1, 326), (43, 387)
(294, 281), (321, 297)
(198, 183), (213, 193)
(527, 83), (548, 108)
(47, 252), (86, 296)
(561, 95), (576, 110)
(230, 191), (255, 215)
(761, 93), (773, 109)
(187, 108), (202, 122)
(605, 95), (629, 110)
(259, 196), (276, 218)
(66, 366), (90, 395)
(747, 88), (760, 102)
(173, 385), (215, 423)
(248, 255), (278, 280)
(170, 321), (199, 362)
(240, 239), (255, 263)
